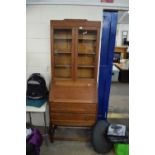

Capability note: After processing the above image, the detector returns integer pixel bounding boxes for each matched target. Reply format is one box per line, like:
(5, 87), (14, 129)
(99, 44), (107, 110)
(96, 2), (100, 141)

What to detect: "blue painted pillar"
(98, 11), (118, 120)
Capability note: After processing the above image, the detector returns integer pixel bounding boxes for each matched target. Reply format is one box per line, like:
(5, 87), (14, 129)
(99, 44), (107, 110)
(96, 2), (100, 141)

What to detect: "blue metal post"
(98, 11), (118, 120)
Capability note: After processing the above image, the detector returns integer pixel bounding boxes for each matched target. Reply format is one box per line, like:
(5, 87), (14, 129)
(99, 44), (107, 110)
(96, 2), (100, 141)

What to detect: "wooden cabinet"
(49, 20), (101, 130)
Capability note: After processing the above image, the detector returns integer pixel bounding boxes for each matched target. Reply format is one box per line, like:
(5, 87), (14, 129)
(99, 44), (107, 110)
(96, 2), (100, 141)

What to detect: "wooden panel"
(51, 102), (97, 114)
(52, 80), (97, 85)
(50, 83), (97, 103)
(51, 113), (96, 126)
(51, 19), (101, 28)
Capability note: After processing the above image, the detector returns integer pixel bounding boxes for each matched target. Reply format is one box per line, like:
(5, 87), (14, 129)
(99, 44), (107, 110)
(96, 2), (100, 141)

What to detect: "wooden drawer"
(51, 102), (97, 114)
(51, 113), (96, 126)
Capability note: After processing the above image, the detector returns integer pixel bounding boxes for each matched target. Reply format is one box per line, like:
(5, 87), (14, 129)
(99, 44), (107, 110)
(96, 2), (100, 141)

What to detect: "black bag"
(26, 73), (48, 99)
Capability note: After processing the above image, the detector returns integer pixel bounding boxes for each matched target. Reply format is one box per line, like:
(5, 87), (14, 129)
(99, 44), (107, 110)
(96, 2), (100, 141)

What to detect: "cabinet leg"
(49, 124), (56, 143)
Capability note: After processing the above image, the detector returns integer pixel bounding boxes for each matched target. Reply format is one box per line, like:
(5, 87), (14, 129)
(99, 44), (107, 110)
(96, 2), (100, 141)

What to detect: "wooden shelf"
(55, 64), (71, 68)
(78, 65), (95, 68)
(54, 38), (72, 40)
(54, 78), (72, 80)
(54, 36), (72, 40)
(78, 39), (96, 41)
(78, 35), (96, 40)
(78, 77), (94, 79)
(78, 52), (96, 55)
(54, 51), (71, 54)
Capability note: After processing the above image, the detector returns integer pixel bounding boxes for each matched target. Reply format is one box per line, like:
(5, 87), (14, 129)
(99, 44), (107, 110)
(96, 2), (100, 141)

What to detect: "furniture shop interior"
(26, 1), (129, 155)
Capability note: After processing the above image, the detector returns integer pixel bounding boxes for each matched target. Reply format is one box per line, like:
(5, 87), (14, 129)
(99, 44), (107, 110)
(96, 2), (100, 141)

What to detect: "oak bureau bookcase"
(49, 19), (101, 140)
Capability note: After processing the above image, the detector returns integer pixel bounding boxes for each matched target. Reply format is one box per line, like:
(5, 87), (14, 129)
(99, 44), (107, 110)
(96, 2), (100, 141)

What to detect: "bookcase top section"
(51, 19), (101, 28)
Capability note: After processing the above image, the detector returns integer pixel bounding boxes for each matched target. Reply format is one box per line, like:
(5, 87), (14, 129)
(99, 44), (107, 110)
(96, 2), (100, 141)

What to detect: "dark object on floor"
(26, 143), (35, 155)
(27, 73), (48, 100)
(92, 120), (113, 154)
(119, 70), (129, 83)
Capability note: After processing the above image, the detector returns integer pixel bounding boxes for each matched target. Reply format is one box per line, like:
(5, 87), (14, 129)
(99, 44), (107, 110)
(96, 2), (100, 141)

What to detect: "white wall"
(116, 23), (129, 46)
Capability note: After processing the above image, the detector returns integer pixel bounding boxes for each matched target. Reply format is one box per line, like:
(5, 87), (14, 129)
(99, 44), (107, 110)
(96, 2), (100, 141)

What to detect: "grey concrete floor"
(39, 82), (129, 155)
(40, 141), (115, 155)
(109, 82), (129, 114)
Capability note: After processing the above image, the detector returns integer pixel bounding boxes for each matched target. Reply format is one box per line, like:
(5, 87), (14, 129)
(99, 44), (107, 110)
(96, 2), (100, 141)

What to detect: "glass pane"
(55, 68), (71, 78)
(54, 29), (72, 53)
(77, 29), (97, 79)
(77, 68), (94, 79)
(78, 30), (97, 41)
(53, 29), (72, 78)
(78, 30), (97, 54)
(55, 54), (71, 65)
(54, 29), (72, 39)
(78, 55), (95, 65)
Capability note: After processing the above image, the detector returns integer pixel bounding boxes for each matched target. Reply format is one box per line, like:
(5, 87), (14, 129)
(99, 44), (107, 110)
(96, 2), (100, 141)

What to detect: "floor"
(40, 141), (115, 155)
(109, 82), (129, 114)
(39, 82), (129, 155)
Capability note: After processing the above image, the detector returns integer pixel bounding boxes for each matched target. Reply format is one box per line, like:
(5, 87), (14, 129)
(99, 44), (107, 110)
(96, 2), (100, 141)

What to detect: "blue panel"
(98, 13), (111, 120)
(98, 11), (118, 120)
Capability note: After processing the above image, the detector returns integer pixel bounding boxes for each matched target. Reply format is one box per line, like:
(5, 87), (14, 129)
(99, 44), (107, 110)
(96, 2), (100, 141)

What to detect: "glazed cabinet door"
(76, 28), (99, 80)
(52, 28), (75, 80)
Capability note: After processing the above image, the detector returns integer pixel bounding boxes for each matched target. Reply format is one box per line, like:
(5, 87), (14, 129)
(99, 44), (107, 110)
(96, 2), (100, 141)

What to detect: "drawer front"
(51, 113), (96, 126)
(51, 102), (97, 114)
